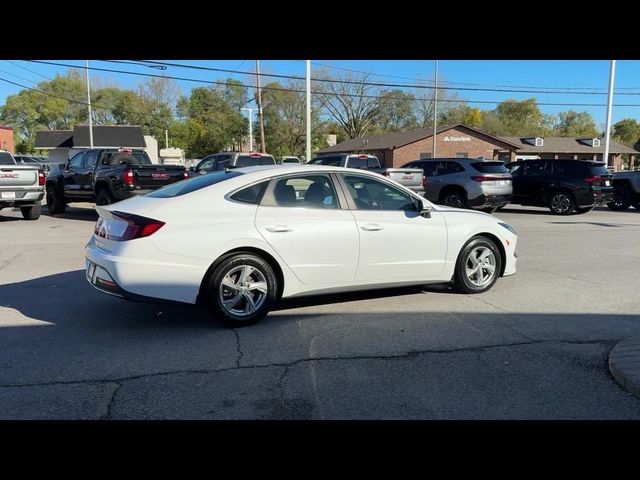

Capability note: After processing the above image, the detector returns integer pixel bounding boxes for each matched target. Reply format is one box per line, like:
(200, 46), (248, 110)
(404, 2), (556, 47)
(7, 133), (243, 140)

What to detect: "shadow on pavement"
(43, 206), (99, 222)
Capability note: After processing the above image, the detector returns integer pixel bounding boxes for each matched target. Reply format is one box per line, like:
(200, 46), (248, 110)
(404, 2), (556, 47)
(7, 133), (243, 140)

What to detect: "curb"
(608, 336), (640, 398)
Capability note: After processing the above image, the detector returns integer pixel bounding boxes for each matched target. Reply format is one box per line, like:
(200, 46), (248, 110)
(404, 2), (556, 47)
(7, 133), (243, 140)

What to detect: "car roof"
(233, 164), (382, 176)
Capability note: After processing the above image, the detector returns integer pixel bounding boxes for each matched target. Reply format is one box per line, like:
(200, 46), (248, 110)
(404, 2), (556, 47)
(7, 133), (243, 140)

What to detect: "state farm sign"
(443, 136), (471, 142)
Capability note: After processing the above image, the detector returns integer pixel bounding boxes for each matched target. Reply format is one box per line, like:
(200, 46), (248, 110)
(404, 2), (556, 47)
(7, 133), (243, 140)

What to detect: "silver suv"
(402, 158), (512, 212)
(189, 152), (276, 176)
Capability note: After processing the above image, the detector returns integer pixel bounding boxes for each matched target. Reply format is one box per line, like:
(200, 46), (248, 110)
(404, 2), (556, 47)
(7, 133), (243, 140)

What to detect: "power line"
(124, 59), (640, 96)
(6, 60), (55, 81)
(0, 67), (42, 86)
(22, 60), (640, 108)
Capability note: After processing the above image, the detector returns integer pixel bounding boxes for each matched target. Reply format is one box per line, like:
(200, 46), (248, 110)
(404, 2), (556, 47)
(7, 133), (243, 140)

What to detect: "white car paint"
(85, 165), (517, 305)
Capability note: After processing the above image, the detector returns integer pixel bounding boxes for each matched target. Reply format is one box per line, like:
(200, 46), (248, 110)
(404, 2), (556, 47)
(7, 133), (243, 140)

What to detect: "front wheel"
(206, 253), (278, 327)
(441, 190), (467, 209)
(453, 236), (502, 294)
(95, 188), (114, 206)
(548, 191), (576, 215)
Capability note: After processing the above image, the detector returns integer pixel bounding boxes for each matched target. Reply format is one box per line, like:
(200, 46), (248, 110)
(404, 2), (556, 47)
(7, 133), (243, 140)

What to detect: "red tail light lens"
(422, 175), (427, 186)
(471, 176), (511, 182)
(38, 170), (45, 186)
(584, 176), (603, 184)
(122, 169), (135, 186)
(95, 211), (165, 241)
(183, 171), (189, 179)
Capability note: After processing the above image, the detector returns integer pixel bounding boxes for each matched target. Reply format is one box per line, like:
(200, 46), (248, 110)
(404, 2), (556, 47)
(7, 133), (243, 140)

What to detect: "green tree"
(374, 89), (418, 133)
(613, 118), (640, 148)
(554, 110), (598, 137)
(494, 98), (544, 135)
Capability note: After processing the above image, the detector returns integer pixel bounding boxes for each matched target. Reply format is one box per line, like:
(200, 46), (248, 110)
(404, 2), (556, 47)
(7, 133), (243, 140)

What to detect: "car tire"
(21, 203), (41, 220)
(46, 188), (66, 215)
(95, 188), (115, 206)
(453, 236), (502, 294)
(632, 200), (640, 210)
(548, 190), (576, 215)
(574, 206), (594, 214)
(206, 253), (278, 328)
(440, 189), (468, 209)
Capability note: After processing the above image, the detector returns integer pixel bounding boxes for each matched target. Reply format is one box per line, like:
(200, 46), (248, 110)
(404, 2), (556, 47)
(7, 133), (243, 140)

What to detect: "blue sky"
(1, 60), (639, 128)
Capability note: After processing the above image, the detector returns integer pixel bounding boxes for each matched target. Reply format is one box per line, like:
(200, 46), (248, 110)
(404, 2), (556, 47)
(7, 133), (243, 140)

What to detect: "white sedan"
(85, 165), (517, 327)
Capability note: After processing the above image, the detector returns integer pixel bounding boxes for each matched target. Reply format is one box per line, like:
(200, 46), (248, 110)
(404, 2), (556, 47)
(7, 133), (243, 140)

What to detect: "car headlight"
(498, 222), (517, 235)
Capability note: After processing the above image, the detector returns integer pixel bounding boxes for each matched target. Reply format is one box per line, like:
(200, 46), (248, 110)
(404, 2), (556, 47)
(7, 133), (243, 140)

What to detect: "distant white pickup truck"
(0, 150), (45, 220)
(308, 153), (425, 194)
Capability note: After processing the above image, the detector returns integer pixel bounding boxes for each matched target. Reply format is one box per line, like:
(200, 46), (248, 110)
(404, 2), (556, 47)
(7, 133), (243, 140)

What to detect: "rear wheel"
(95, 188), (114, 206)
(205, 253), (278, 328)
(453, 236), (502, 294)
(574, 206), (594, 214)
(21, 203), (41, 220)
(46, 188), (66, 214)
(440, 189), (468, 209)
(548, 191), (576, 215)
(607, 190), (631, 210)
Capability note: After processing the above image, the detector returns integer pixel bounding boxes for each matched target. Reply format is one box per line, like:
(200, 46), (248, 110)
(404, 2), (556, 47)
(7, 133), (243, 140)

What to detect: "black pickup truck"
(45, 148), (187, 214)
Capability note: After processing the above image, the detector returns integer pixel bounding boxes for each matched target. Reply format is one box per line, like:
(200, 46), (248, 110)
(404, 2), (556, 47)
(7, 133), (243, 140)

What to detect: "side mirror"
(418, 199), (432, 218)
(189, 166), (195, 172)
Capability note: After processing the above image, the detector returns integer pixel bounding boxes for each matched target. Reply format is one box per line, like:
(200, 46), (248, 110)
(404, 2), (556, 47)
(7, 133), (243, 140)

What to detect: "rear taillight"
(122, 169), (135, 186)
(471, 176), (510, 182)
(584, 175), (603, 185)
(422, 175), (427, 187)
(382, 171), (390, 177)
(95, 211), (165, 241)
(183, 171), (189, 179)
(38, 170), (45, 186)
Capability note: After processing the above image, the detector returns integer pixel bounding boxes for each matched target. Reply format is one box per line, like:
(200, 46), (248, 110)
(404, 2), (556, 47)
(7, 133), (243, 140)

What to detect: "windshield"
(0, 152), (15, 165)
(146, 170), (243, 198)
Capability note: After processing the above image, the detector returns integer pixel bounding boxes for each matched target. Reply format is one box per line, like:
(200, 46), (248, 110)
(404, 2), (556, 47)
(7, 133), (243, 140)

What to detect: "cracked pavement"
(1, 204), (640, 419)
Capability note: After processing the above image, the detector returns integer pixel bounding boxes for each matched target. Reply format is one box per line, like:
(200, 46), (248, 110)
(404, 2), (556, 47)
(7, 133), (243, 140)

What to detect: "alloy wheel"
(551, 194), (571, 214)
(218, 265), (268, 317)
(464, 246), (496, 287)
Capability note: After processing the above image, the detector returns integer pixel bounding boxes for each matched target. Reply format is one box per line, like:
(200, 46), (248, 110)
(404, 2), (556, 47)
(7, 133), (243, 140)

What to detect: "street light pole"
(603, 60), (616, 170)
(242, 108), (256, 152)
(306, 60), (311, 162)
(85, 60), (94, 149)
(255, 60), (266, 153)
(432, 59), (438, 158)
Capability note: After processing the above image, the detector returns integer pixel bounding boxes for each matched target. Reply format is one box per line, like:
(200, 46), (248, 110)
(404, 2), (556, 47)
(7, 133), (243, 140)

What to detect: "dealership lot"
(1, 204), (640, 419)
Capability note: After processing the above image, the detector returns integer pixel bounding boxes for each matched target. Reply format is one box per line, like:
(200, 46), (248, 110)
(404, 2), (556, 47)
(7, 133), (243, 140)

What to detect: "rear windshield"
(236, 155), (275, 167)
(309, 156), (341, 166)
(146, 170), (243, 198)
(0, 152), (15, 165)
(103, 151), (151, 165)
(471, 162), (509, 174)
(587, 164), (609, 176)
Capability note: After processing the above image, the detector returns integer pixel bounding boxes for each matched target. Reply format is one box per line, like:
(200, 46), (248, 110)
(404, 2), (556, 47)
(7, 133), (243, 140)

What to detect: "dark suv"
(504, 159), (613, 215)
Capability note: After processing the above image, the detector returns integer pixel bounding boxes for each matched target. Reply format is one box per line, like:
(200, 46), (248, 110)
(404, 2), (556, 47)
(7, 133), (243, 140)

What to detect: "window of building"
(419, 152), (432, 159)
(456, 152), (468, 158)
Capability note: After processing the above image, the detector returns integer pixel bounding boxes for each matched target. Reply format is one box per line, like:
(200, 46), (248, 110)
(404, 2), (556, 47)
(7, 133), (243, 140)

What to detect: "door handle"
(361, 223), (384, 231)
(265, 225), (293, 233)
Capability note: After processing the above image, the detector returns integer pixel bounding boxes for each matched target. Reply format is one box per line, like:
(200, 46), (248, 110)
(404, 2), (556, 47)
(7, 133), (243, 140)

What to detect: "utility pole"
(85, 60), (94, 149)
(603, 60), (616, 171)
(242, 108), (256, 152)
(165, 130), (169, 149)
(306, 60), (311, 162)
(255, 60), (266, 153)
(432, 60), (438, 158)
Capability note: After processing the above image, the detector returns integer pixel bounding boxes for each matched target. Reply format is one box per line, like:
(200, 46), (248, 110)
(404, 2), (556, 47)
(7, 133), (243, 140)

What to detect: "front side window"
(272, 174), (338, 209)
(84, 150), (98, 168)
(523, 161), (550, 176)
(216, 157), (231, 170)
(197, 158), (216, 172)
(69, 152), (85, 169)
(342, 174), (416, 211)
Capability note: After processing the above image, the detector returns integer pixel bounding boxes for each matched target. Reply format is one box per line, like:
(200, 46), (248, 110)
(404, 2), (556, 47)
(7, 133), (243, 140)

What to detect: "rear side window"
(445, 162), (465, 173)
(0, 152), (15, 165)
(146, 171), (243, 198)
(229, 181), (269, 204)
(470, 162), (509, 174)
(553, 161), (592, 176)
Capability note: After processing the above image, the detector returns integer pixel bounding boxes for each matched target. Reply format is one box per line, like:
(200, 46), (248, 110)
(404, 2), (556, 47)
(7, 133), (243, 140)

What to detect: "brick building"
(0, 126), (15, 153)
(317, 124), (521, 168)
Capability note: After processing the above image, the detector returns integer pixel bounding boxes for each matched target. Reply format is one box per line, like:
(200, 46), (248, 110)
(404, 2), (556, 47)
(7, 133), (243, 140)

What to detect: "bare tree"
(314, 69), (381, 139)
(413, 76), (466, 128)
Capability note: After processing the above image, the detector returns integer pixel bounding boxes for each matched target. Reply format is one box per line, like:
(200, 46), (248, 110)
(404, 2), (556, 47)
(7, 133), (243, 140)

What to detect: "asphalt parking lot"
(1, 203), (640, 419)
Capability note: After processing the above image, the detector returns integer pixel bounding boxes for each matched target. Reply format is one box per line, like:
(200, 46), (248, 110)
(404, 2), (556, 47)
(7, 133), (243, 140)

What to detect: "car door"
(63, 152), (86, 198)
(520, 160), (551, 206)
(337, 173), (448, 281)
(254, 172), (359, 285)
(77, 150), (98, 197)
(419, 161), (443, 202)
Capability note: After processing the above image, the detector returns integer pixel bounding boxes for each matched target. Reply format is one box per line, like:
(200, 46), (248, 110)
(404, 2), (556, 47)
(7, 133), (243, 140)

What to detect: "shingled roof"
(34, 125), (146, 149)
(318, 124), (522, 153)
(501, 137), (639, 154)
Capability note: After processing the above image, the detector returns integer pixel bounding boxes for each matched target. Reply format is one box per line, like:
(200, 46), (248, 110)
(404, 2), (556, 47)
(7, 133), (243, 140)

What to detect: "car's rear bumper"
(468, 193), (512, 208)
(0, 189), (44, 207)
